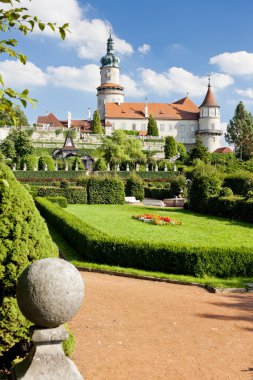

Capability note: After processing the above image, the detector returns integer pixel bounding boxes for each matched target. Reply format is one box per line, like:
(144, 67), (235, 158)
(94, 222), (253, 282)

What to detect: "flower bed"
(132, 214), (182, 225)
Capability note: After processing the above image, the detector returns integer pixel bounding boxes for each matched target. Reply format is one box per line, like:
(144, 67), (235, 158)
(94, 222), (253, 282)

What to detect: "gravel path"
(70, 271), (253, 380)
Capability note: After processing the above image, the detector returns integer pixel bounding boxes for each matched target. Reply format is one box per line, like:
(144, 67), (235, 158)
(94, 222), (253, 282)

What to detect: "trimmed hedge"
(205, 196), (253, 223)
(125, 174), (144, 201)
(144, 187), (170, 200)
(223, 173), (253, 195)
(35, 198), (253, 278)
(88, 177), (125, 204)
(36, 187), (87, 204)
(14, 170), (87, 179)
(45, 196), (68, 208)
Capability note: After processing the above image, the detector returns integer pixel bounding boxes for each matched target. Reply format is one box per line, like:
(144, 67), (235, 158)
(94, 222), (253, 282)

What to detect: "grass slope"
(66, 205), (253, 249)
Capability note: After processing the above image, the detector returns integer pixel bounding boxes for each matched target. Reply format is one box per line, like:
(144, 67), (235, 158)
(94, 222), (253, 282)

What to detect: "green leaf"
(19, 99), (27, 108)
(0, 75), (4, 87)
(48, 22), (55, 31)
(38, 22), (45, 31)
(59, 27), (66, 40)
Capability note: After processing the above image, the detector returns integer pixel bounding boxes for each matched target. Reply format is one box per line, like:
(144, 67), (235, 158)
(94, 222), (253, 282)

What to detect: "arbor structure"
(225, 101), (253, 160)
(0, 0), (68, 123)
(147, 114), (159, 136)
(92, 110), (103, 134)
(164, 136), (177, 158)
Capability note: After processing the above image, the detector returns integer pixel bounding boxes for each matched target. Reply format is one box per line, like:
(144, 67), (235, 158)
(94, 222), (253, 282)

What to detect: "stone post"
(55, 162), (58, 171)
(164, 164), (167, 172)
(145, 164), (149, 172)
(107, 163), (110, 171)
(12, 258), (85, 380)
(44, 163), (48, 171)
(126, 163), (130, 172)
(155, 164), (158, 172)
(65, 162), (68, 171)
(23, 163), (27, 171)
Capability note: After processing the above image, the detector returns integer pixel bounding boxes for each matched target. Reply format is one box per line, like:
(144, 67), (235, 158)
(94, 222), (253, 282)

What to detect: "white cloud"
(120, 74), (145, 97)
(210, 51), (253, 76)
(18, 0), (134, 60)
(138, 44), (151, 54)
(0, 60), (47, 88)
(235, 88), (253, 99)
(47, 64), (100, 92)
(138, 67), (233, 97)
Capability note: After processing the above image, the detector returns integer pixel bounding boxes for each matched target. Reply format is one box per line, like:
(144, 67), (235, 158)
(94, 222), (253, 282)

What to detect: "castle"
(97, 34), (223, 152)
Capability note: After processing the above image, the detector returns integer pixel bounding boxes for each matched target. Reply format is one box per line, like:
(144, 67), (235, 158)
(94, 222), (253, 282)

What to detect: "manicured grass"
(66, 204), (253, 249)
(48, 223), (253, 289)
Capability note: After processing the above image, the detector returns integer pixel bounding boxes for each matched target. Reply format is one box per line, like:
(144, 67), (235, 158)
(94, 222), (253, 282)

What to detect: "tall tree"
(92, 110), (103, 134)
(147, 114), (159, 136)
(164, 136), (177, 158)
(0, 0), (69, 124)
(225, 101), (253, 160)
(1, 128), (34, 162)
(189, 135), (209, 162)
(0, 105), (29, 127)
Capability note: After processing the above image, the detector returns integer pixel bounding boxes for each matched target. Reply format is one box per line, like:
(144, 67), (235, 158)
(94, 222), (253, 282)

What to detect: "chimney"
(144, 97), (148, 118)
(88, 107), (91, 121)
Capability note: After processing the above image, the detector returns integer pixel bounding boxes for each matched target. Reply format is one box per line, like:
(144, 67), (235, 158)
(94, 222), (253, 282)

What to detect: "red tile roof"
(199, 86), (219, 108)
(97, 82), (124, 90)
(138, 130), (147, 136)
(105, 97), (199, 120)
(213, 147), (233, 153)
(37, 113), (64, 127)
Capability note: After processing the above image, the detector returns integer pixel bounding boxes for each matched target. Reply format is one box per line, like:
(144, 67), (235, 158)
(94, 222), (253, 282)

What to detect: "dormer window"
(203, 108), (208, 117)
(209, 108), (215, 117)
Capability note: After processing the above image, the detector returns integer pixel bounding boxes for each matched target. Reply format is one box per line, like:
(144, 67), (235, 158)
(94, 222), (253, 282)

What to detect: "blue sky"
(3, 0), (253, 126)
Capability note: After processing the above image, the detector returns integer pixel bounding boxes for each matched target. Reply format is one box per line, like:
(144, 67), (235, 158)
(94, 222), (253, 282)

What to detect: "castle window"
(181, 137), (185, 143)
(169, 124), (173, 131)
(132, 123), (136, 131)
(190, 125), (195, 133)
(180, 125), (185, 133)
(160, 124), (165, 132)
(121, 123), (126, 130)
(203, 108), (208, 117)
(141, 123), (146, 131)
(209, 108), (215, 117)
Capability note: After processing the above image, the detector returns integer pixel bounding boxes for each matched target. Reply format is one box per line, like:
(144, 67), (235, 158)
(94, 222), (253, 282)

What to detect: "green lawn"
(66, 204), (253, 249)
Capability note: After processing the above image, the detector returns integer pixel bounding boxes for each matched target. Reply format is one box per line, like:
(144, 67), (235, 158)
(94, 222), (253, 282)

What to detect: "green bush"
(36, 187), (87, 204)
(93, 157), (107, 171)
(38, 156), (55, 171)
(45, 196), (68, 208)
(36, 198), (253, 279)
(88, 176), (125, 204)
(67, 156), (85, 170)
(125, 174), (144, 201)
(170, 175), (187, 197)
(246, 190), (253, 200)
(0, 163), (58, 368)
(76, 176), (89, 188)
(20, 155), (38, 170)
(14, 171), (86, 180)
(220, 187), (233, 197)
(223, 173), (253, 195)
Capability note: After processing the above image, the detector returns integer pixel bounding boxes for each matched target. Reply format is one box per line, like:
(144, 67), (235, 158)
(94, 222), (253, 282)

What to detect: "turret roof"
(199, 84), (220, 108)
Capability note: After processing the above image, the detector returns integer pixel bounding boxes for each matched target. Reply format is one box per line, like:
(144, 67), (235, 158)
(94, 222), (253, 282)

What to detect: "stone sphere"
(17, 258), (84, 328)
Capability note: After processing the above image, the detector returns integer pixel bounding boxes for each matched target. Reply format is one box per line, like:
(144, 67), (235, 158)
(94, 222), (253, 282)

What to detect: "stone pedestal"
(13, 325), (83, 380)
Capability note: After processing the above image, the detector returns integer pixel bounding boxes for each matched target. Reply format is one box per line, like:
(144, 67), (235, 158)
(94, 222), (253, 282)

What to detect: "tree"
(147, 114), (159, 136)
(189, 135), (209, 162)
(99, 130), (146, 167)
(0, 105), (29, 127)
(177, 142), (188, 162)
(1, 129), (34, 162)
(0, 163), (58, 368)
(225, 101), (253, 160)
(164, 136), (177, 158)
(92, 110), (103, 134)
(0, 0), (69, 124)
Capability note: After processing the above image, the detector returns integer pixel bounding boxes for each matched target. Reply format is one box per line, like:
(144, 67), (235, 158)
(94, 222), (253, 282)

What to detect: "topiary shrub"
(125, 174), (144, 201)
(0, 163), (58, 369)
(93, 157), (107, 171)
(38, 156), (55, 171)
(20, 155), (38, 170)
(66, 156), (85, 171)
(223, 172), (253, 195)
(88, 176), (125, 204)
(36, 187), (87, 204)
(170, 175), (187, 197)
(45, 196), (68, 208)
(220, 187), (233, 197)
(60, 179), (70, 189)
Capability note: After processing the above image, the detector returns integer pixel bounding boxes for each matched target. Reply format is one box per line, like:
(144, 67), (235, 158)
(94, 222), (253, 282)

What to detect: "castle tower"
(97, 32), (124, 120)
(197, 79), (222, 152)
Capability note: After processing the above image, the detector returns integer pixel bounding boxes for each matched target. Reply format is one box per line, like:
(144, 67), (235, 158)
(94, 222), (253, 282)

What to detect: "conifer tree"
(92, 110), (103, 134)
(225, 101), (253, 160)
(147, 114), (159, 136)
(189, 135), (209, 162)
(164, 136), (177, 158)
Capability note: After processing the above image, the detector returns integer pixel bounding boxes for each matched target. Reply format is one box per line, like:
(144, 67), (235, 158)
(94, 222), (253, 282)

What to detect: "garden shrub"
(38, 156), (55, 171)
(67, 156), (85, 170)
(93, 157), (107, 171)
(60, 179), (70, 188)
(88, 176), (125, 204)
(0, 163), (58, 369)
(45, 196), (68, 208)
(20, 155), (38, 170)
(170, 175), (187, 197)
(220, 187), (233, 197)
(246, 190), (253, 200)
(125, 174), (144, 201)
(205, 196), (253, 222)
(223, 172), (253, 195)
(76, 176), (89, 188)
(36, 187), (87, 204)
(35, 197), (253, 279)
(144, 187), (169, 200)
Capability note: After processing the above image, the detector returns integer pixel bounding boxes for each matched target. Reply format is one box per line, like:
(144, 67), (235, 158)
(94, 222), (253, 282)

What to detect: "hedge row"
(144, 187), (170, 199)
(45, 196), (68, 208)
(96, 171), (179, 179)
(35, 198), (253, 278)
(205, 196), (253, 223)
(14, 170), (87, 179)
(223, 173), (253, 195)
(36, 187), (87, 204)
(88, 177), (125, 204)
